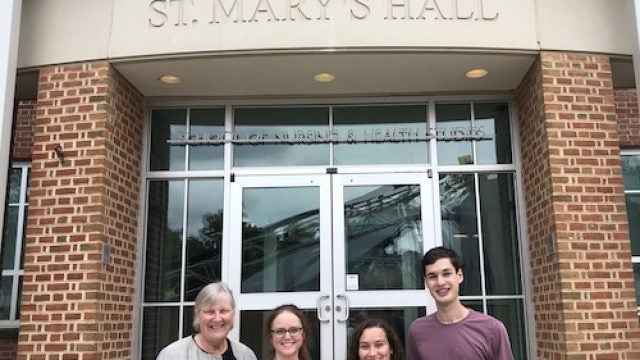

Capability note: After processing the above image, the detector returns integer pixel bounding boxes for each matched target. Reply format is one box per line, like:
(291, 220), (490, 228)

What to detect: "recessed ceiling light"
(158, 74), (183, 84)
(314, 72), (336, 83)
(465, 68), (488, 79)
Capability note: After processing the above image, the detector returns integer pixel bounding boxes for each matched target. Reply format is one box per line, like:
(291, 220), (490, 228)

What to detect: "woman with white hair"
(157, 282), (257, 360)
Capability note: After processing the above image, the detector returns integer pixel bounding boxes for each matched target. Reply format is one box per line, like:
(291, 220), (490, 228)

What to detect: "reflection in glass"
(234, 107), (329, 166)
(241, 309), (320, 360)
(333, 105), (428, 165)
(479, 174), (521, 295)
(475, 103), (512, 164)
(440, 174), (480, 295)
(145, 181), (184, 302)
(150, 109), (186, 171)
(436, 104), (473, 165)
(626, 194), (640, 256)
(8, 168), (21, 203)
(183, 306), (194, 337)
(189, 109), (225, 170)
(241, 187), (320, 292)
(141, 307), (179, 360)
(185, 180), (224, 301)
(2, 207), (18, 270)
(19, 208), (27, 269)
(347, 307), (426, 356)
(622, 154), (640, 190)
(634, 264), (640, 303)
(0, 276), (11, 320)
(488, 299), (527, 360)
(345, 185), (423, 290)
(460, 300), (483, 313)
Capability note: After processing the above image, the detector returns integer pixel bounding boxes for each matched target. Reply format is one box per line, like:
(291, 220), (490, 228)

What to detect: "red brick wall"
(517, 52), (640, 359)
(17, 62), (144, 360)
(11, 100), (36, 161)
(615, 88), (640, 148)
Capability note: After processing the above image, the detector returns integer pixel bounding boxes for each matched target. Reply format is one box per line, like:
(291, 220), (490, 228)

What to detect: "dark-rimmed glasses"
(271, 327), (303, 338)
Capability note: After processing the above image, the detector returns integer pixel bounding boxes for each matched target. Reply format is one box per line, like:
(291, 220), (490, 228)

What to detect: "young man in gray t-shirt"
(407, 246), (513, 360)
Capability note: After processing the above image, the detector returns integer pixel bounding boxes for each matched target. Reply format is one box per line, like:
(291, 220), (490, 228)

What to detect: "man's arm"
(494, 321), (514, 360)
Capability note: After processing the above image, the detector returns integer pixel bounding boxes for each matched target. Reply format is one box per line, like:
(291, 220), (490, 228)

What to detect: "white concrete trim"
(0, 0), (23, 253)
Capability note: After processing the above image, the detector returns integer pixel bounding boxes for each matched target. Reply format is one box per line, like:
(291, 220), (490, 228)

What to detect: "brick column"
(11, 100), (36, 161)
(517, 52), (640, 359)
(17, 62), (144, 359)
(615, 88), (640, 148)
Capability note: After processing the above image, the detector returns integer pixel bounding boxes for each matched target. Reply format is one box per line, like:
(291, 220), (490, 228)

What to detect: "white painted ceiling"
(111, 51), (538, 99)
(15, 52), (635, 100)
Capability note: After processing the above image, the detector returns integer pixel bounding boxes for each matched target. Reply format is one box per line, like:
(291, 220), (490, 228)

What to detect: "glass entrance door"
(228, 173), (435, 359)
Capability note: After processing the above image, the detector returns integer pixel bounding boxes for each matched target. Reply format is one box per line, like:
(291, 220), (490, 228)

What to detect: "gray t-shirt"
(156, 336), (257, 360)
(407, 309), (514, 360)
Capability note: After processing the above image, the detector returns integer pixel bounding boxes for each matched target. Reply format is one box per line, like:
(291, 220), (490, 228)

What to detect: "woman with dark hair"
(265, 304), (312, 360)
(347, 319), (404, 360)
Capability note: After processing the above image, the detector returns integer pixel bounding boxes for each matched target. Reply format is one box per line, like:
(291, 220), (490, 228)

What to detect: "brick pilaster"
(615, 88), (640, 148)
(11, 100), (36, 161)
(517, 52), (640, 359)
(17, 62), (144, 360)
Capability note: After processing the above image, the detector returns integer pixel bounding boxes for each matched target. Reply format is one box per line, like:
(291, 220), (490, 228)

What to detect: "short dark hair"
(421, 246), (462, 278)
(265, 304), (312, 360)
(347, 318), (404, 360)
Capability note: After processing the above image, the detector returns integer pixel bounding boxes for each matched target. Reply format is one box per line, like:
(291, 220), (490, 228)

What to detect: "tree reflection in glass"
(344, 184), (423, 290)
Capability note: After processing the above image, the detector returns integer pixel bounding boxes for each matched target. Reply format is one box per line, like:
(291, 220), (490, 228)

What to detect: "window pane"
(626, 194), (640, 256)
(241, 309), (320, 360)
(347, 307), (426, 357)
(188, 109), (225, 170)
(460, 300), (483, 313)
(182, 306), (194, 337)
(145, 181), (185, 302)
(634, 263), (640, 304)
(234, 107), (329, 166)
(8, 168), (21, 203)
(440, 174), (480, 295)
(622, 154), (640, 190)
(487, 299), (528, 360)
(345, 185), (423, 290)
(479, 173), (521, 295)
(437, 104), (473, 165)
(475, 103), (512, 164)
(0, 276), (13, 320)
(2, 207), (18, 270)
(185, 179), (223, 301)
(150, 109), (187, 171)
(141, 307), (180, 360)
(333, 105), (428, 165)
(19, 206), (27, 269)
(241, 187), (320, 292)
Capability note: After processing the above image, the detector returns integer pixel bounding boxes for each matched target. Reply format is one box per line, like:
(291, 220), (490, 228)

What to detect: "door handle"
(335, 294), (350, 323)
(316, 294), (330, 323)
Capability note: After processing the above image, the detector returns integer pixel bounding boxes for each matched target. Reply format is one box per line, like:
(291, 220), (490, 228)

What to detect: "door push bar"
(316, 294), (351, 323)
(316, 294), (331, 323)
(335, 294), (350, 323)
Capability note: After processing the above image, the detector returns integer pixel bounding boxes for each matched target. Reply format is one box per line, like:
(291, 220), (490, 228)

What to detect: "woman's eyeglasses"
(271, 327), (303, 338)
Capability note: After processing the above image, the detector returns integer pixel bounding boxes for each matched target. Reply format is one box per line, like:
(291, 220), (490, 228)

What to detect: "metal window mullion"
(470, 102), (478, 165)
(222, 102), (233, 284)
(179, 178), (189, 337)
(474, 173), (488, 313)
(428, 101), (442, 248)
(329, 105), (334, 166)
(185, 109), (191, 171)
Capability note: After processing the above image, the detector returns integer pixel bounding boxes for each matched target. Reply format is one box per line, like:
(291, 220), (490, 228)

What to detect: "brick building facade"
(3, 1), (640, 359)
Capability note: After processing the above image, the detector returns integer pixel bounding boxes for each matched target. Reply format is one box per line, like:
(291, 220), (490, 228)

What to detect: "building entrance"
(229, 173), (436, 359)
